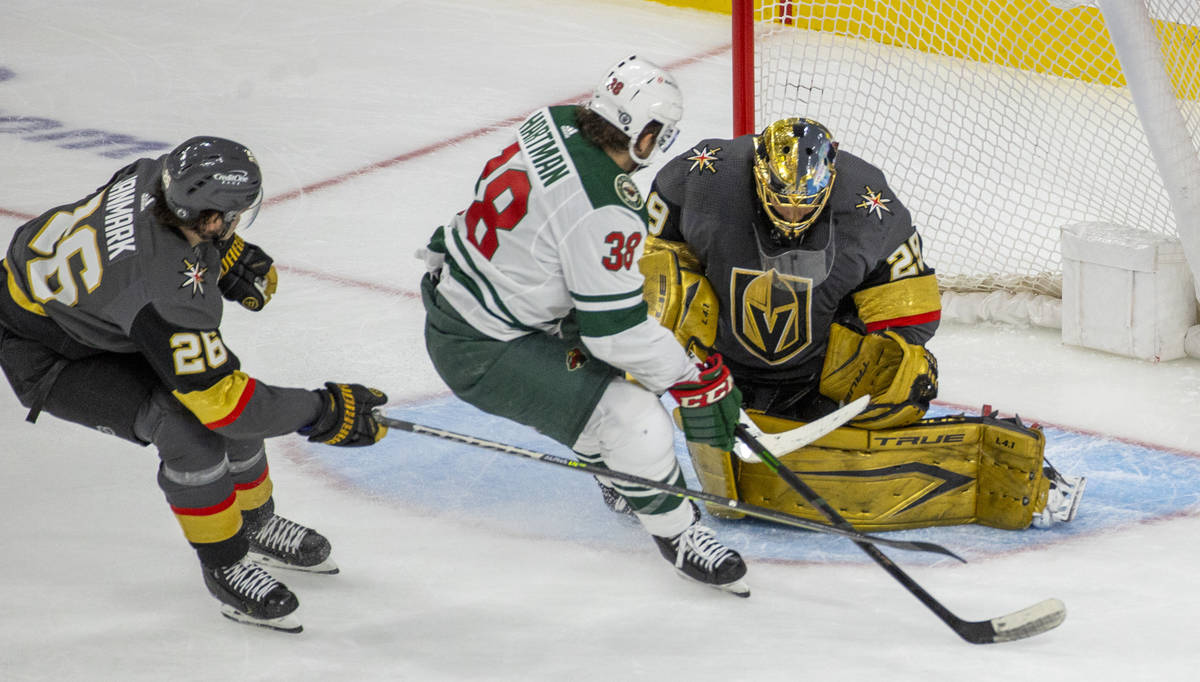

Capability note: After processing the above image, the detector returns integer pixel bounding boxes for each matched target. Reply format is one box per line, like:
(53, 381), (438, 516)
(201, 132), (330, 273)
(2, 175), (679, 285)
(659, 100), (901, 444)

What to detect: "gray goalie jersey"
(647, 134), (939, 386)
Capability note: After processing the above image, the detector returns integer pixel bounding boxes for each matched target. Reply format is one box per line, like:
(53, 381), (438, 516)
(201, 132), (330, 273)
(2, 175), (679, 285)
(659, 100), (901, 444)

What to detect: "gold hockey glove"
(639, 237), (719, 358)
(218, 234), (278, 311)
(819, 322), (937, 429)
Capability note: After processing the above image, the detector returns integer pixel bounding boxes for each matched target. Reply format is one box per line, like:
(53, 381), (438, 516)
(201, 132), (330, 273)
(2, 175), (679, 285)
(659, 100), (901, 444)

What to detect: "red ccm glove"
(667, 354), (742, 451)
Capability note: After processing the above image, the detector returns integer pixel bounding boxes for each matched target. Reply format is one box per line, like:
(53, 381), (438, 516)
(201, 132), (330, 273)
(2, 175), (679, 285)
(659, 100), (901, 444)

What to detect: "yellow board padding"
(688, 411), (1050, 530)
(643, 0), (1200, 98)
(851, 274), (941, 328)
(642, 0), (731, 13)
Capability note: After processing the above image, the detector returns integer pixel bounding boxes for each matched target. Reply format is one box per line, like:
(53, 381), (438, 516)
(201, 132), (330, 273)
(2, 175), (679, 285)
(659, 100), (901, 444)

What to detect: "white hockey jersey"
(433, 106), (696, 393)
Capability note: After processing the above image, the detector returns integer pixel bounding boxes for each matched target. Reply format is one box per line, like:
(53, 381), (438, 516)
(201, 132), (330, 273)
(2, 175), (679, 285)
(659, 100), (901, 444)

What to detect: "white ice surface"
(2, 1), (1199, 680)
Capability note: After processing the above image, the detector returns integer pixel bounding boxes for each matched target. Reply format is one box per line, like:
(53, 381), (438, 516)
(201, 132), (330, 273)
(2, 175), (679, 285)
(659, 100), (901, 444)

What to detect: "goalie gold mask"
(753, 118), (837, 241)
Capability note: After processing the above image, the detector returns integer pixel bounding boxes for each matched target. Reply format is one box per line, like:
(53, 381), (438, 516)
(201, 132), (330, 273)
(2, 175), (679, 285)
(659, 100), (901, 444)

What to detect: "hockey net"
(733, 0), (1200, 327)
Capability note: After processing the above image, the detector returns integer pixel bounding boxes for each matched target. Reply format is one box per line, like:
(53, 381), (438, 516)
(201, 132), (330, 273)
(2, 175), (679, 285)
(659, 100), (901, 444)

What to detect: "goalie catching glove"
(668, 354), (742, 451)
(301, 382), (389, 447)
(218, 234), (278, 311)
(819, 322), (938, 429)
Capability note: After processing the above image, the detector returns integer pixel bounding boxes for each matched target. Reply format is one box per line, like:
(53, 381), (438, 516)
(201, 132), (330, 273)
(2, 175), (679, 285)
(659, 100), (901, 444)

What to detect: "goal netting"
(734, 0), (1200, 327)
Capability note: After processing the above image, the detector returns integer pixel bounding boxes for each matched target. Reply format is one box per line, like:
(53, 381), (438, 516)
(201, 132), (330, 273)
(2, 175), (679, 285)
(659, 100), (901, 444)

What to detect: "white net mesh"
(750, 0), (1200, 300)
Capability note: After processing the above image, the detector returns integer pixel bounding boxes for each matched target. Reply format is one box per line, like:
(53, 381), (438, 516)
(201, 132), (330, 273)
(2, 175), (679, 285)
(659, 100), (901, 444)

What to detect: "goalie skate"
(204, 558), (302, 633)
(654, 519), (750, 598)
(1032, 469), (1087, 529)
(246, 513), (339, 574)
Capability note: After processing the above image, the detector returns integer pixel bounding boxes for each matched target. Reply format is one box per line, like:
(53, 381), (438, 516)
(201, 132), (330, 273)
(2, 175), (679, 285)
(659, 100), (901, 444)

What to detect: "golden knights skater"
(637, 117), (1085, 531)
(0, 137), (388, 632)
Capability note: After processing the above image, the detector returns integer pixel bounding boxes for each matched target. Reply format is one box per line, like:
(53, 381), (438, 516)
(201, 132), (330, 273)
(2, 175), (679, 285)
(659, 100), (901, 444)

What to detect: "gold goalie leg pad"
(687, 411), (1051, 531)
(685, 439), (745, 519)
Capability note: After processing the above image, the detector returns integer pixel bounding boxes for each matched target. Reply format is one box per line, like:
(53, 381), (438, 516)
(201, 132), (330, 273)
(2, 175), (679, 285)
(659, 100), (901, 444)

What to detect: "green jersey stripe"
(576, 301), (649, 338)
(447, 231), (539, 334)
(571, 286), (644, 303)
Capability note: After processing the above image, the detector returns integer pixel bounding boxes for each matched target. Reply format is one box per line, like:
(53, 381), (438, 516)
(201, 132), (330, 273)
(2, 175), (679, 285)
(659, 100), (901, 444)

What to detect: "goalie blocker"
(640, 237), (1057, 531)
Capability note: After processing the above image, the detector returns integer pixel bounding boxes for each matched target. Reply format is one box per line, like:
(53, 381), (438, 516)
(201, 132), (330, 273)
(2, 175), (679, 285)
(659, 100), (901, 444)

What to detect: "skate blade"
(248, 551), (340, 575)
(219, 604), (303, 633)
(716, 578), (751, 598)
(1063, 476), (1087, 523)
(674, 570), (751, 598)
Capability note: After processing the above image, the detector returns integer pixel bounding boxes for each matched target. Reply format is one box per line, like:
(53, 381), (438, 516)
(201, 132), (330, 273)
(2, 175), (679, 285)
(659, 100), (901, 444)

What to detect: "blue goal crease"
(306, 396), (1200, 564)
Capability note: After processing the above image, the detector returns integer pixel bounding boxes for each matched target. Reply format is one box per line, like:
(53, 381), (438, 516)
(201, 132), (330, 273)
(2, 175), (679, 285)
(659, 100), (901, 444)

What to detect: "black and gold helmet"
(752, 118), (837, 241)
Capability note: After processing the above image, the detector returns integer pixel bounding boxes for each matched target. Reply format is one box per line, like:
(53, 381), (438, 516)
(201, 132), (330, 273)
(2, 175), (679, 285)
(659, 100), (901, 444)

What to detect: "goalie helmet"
(753, 118), (838, 241)
(161, 136), (263, 238)
(586, 55), (683, 166)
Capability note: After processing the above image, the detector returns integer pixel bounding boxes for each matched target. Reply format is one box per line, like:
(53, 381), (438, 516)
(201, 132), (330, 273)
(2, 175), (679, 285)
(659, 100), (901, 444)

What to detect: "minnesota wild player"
(420, 56), (749, 596)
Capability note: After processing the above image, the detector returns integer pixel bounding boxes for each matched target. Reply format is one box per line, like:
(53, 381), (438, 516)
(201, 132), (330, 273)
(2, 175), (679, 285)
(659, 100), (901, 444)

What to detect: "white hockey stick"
(371, 410), (964, 560)
(733, 395), (870, 461)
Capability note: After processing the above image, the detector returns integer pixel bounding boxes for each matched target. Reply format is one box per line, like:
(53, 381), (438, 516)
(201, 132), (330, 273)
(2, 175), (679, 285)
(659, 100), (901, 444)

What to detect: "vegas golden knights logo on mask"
(729, 267), (812, 365)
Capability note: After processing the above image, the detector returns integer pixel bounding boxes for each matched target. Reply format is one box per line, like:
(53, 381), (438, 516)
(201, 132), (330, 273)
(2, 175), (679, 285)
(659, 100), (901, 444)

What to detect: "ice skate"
(204, 557), (302, 633)
(246, 513), (339, 574)
(653, 517), (749, 598)
(594, 475), (634, 516)
(1031, 468), (1086, 529)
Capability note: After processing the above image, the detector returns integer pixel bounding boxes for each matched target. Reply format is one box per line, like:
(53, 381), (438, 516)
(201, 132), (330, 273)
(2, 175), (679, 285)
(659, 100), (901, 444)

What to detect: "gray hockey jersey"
(3, 158), (319, 438)
(648, 134), (939, 386)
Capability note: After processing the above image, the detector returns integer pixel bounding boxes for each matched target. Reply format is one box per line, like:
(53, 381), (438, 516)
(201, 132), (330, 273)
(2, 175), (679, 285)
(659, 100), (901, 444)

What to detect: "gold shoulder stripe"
(852, 274), (941, 326)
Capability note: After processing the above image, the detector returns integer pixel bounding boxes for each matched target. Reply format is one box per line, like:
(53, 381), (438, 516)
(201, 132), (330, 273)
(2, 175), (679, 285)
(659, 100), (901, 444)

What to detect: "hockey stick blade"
(372, 411), (962, 561)
(736, 425), (1066, 644)
(739, 395), (870, 454)
(965, 598), (1067, 644)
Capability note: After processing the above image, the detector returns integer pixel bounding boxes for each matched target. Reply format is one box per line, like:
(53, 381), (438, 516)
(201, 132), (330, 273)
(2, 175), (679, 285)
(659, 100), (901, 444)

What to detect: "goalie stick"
(371, 410), (962, 560)
(735, 395), (869, 461)
(734, 426), (1067, 644)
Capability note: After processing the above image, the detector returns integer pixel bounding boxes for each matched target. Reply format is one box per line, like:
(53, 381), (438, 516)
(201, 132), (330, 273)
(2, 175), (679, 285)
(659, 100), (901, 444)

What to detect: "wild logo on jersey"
(614, 173), (643, 210)
(565, 347), (588, 370)
(729, 267), (812, 364)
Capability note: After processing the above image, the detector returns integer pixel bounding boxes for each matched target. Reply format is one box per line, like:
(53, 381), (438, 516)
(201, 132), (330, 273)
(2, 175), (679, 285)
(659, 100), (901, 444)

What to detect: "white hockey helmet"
(586, 55), (683, 166)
